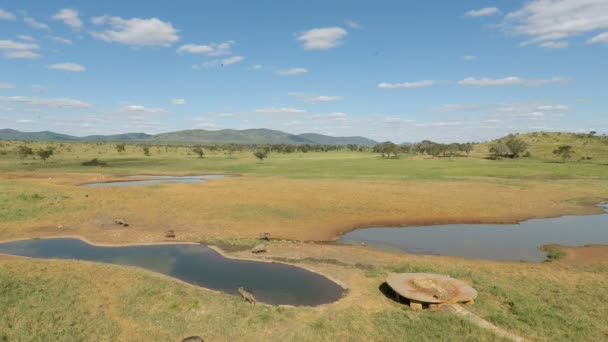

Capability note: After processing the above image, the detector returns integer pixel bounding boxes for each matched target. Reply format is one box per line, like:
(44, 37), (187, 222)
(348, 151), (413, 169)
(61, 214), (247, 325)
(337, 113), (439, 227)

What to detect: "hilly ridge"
(0, 128), (378, 146)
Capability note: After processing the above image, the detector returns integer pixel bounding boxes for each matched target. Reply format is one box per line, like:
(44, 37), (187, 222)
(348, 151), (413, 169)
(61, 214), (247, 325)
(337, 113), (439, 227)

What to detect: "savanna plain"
(1, 132), (608, 341)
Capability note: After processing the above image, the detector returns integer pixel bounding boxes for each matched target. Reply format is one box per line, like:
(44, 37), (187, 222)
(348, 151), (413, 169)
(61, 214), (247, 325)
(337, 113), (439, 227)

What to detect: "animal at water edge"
(238, 287), (256, 304)
(251, 244), (267, 254)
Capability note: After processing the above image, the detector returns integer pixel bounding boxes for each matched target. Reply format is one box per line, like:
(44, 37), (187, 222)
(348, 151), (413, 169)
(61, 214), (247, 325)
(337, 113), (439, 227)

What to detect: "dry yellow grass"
(1, 172), (606, 244)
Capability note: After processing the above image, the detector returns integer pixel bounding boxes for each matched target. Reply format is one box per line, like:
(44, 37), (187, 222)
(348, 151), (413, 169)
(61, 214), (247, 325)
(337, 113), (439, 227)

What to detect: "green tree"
(192, 145), (205, 158)
(460, 143), (474, 156)
(36, 147), (54, 162)
(142, 146), (150, 156)
(16, 145), (34, 159)
(553, 145), (573, 163)
(115, 143), (126, 152)
(503, 136), (528, 157)
(489, 142), (511, 159)
(253, 149), (268, 162)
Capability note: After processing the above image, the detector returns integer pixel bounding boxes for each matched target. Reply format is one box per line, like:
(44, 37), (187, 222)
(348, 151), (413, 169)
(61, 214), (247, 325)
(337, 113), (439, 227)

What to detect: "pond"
(82, 175), (225, 187)
(0, 238), (344, 306)
(338, 205), (608, 262)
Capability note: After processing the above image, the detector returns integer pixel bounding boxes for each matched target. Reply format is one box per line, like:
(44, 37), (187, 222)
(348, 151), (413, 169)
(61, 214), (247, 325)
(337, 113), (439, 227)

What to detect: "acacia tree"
(115, 143), (126, 152)
(504, 136), (528, 157)
(36, 147), (54, 162)
(553, 145), (573, 163)
(17, 145), (34, 159)
(142, 146), (150, 156)
(461, 143), (474, 157)
(253, 149), (268, 162)
(489, 142), (511, 159)
(192, 145), (205, 158)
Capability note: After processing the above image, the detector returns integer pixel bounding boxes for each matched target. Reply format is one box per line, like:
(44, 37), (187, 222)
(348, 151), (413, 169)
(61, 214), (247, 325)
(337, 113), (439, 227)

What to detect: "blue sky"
(0, 0), (607, 143)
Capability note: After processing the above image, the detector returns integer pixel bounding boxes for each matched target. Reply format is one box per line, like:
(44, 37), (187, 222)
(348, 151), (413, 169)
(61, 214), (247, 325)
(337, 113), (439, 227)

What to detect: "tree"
(489, 142), (511, 159)
(225, 144), (236, 159)
(17, 145), (34, 159)
(253, 149), (268, 162)
(503, 136), (528, 158)
(553, 145), (573, 163)
(460, 143), (474, 157)
(36, 147), (54, 162)
(192, 145), (205, 158)
(115, 143), (126, 152)
(142, 146), (150, 156)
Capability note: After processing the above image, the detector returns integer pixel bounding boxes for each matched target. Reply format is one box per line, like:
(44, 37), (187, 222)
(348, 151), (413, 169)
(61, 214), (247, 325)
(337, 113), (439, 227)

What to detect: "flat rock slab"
(387, 273), (477, 304)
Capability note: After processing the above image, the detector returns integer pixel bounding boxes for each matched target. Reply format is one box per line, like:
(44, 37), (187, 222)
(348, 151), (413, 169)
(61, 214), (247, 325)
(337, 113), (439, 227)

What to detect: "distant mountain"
(298, 133), (377, 146)
(0, 129), (78, 141)
(82, 133), (153, 141)
(0, 128), (378, 146)
(150, 128), (314, 145)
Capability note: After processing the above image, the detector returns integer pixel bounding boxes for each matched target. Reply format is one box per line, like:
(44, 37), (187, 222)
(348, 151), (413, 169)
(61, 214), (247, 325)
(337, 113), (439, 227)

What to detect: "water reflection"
(0, 238), (343, 306)
(339, 205), (608, 262)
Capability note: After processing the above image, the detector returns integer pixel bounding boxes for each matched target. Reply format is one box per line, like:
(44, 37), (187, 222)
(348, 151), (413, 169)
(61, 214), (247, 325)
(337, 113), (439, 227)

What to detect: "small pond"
(0, 238), (344, 306)
(338, 204), (608, 262)
(83, 175), (225, 187)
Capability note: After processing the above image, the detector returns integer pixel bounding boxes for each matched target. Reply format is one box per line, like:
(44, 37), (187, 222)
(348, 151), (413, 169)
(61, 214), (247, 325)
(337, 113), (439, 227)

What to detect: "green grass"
(0, 257), (504, 341)
(1, 140), (608, 181)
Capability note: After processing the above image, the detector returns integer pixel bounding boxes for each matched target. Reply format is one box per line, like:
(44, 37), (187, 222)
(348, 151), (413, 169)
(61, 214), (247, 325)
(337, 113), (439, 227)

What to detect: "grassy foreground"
(0, 137), (608, 341)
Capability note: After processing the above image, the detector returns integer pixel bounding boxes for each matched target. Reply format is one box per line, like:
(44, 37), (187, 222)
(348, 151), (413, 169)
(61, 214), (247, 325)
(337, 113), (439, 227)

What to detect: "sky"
(0, 0), (607, 143)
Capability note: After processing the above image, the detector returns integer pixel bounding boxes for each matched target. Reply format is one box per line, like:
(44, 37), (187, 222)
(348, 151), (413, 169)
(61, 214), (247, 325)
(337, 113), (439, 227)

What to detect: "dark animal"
(238, 287), (256, 304)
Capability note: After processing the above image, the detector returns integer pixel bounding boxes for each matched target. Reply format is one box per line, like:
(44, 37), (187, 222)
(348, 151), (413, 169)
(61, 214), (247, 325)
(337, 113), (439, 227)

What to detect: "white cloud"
(0, 40), (41, 59)
(465, 7), (500, 17)
(276, 68), (308, 76)
(171, 98), (185, 105)
(24, 17), (50, 30)
(90, 15), (179, 47)
(383, 117), (414, 124)
(251, 64), (263, 70)
(193, 117), (216, 128)
(492, 103), (570, 121)
(458, 76), (568, 86)
(462, 54), (477, 60)
(17, 119), (34, 124)
(47, 36), (73, 45)
(0, 96), (93, 108)
(378, 80), (435, 89)
(17, 35), (36, 42)
(345, 20), (363, 29)
(312, 112), (348, 121)
(177, 40), (234, 56)
(539, 41), (569, 49)
(221, 55), (244, 65)
(415, 121), (463, 127)
(31, 84), (48, 93)
(536, 104), (569, 111)
(288, 92), (343, 103)
(47, 63), (86, 72)
(504, 0), (608, 45)
(0, 8), (16, 20)
(439, 104), (481, 112)
(0, 82), (15, 89)
(4, 51), (41, 59)
(587, 32), (608, 44)
(253, 107), (306, 115)
(120, 104), (168, 115)
(52, 8), (82, 31)
(0, 40), (38, 50)
(296, 27), (348, 50)
(192, 55), (244, 69)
